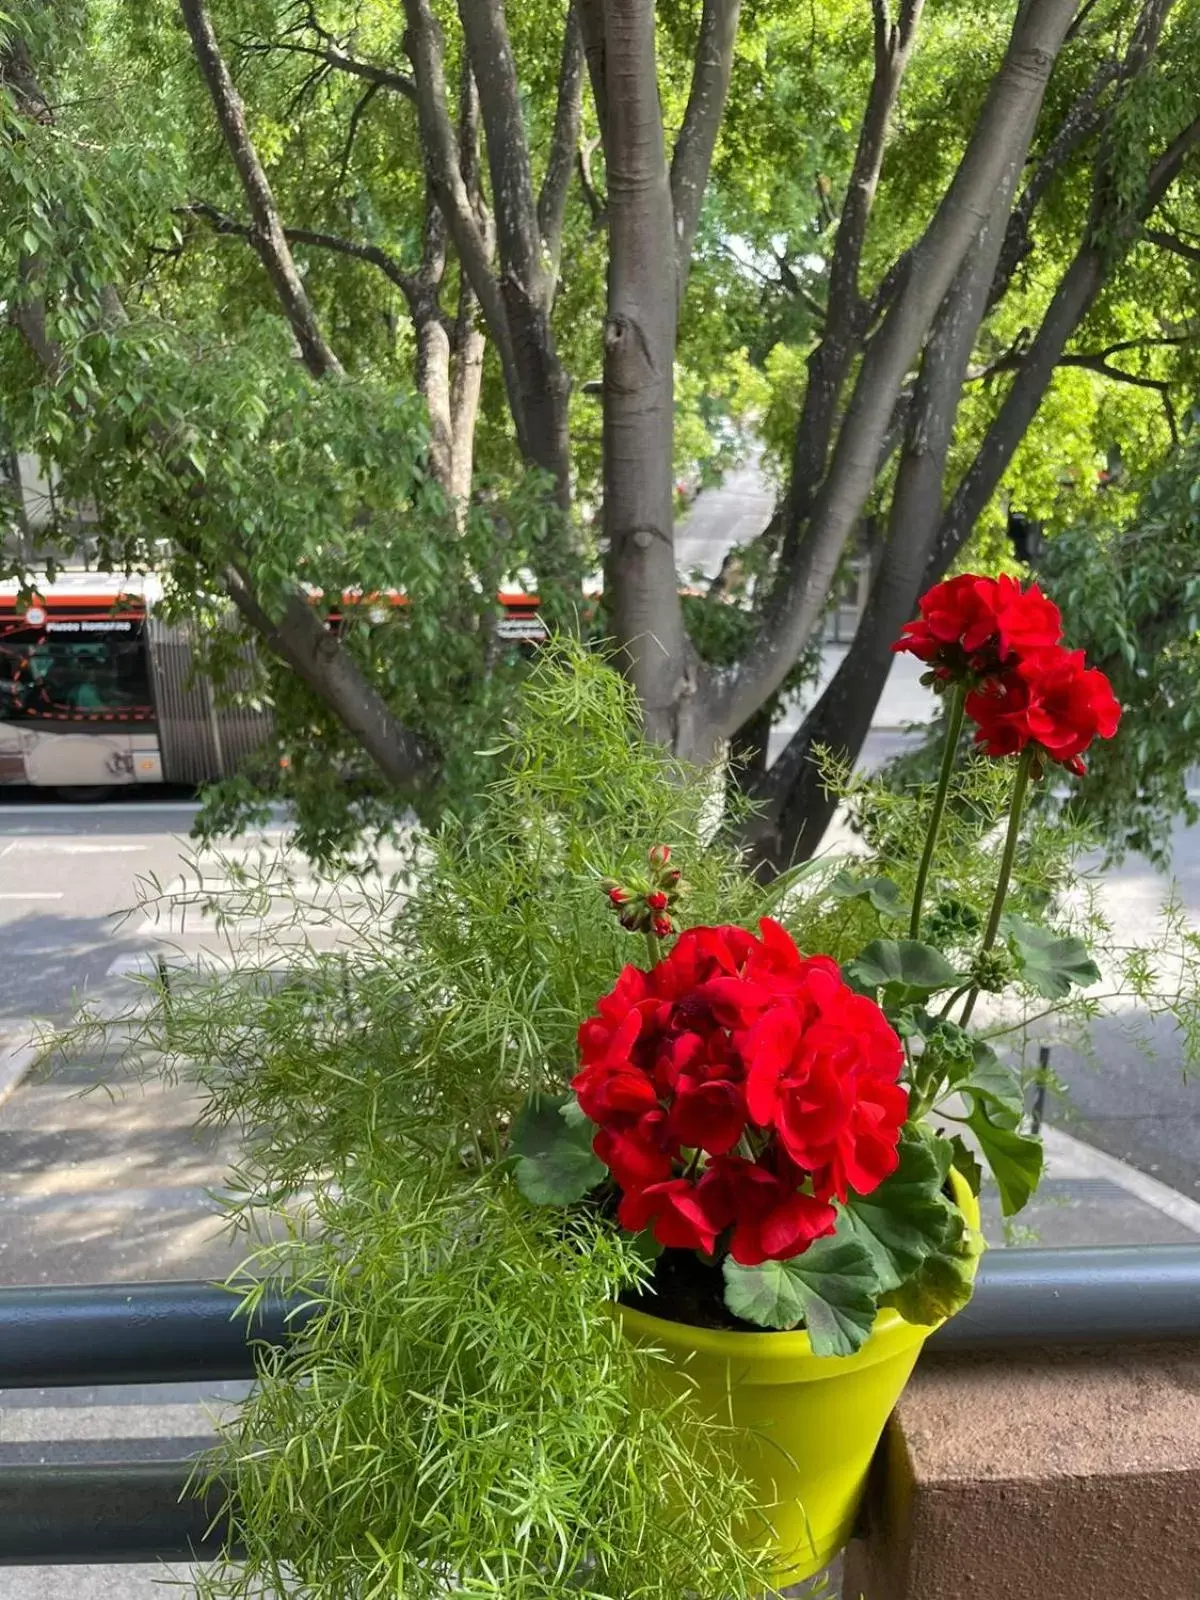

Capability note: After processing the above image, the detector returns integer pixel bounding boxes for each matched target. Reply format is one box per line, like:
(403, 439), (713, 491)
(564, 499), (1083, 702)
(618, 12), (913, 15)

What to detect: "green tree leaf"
(722, 1235), (880, 1354)
(510, 1092), (605, 1206)
(967, 1103), (1044, 1216)
(828, 871), (907, 920)
(845, 939), (960, 1005)
(1001, 915), (1102, 1000)
(841, 1129), (962, 1292)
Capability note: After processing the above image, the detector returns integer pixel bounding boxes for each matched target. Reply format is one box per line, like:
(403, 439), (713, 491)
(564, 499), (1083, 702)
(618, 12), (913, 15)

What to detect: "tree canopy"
(2, 0), (1199, 862)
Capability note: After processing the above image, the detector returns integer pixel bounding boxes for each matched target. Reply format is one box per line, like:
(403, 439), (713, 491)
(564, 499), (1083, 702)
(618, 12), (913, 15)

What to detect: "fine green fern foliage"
(140, 643), (778, 1600)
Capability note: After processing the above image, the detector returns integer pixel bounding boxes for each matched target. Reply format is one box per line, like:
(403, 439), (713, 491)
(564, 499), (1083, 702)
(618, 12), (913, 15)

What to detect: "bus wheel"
(53, 786), (111, 803)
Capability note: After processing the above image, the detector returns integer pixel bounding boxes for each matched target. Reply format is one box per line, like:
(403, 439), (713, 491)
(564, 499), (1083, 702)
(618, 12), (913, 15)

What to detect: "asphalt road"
(0, 793), (281, 1024)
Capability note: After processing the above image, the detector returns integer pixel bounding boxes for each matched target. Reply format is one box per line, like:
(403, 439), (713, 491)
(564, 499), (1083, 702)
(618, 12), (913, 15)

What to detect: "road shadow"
(0, 909), (158, 1020)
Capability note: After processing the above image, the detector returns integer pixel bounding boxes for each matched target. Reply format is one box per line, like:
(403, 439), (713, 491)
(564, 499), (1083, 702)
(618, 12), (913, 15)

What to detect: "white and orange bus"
(0, 574), (547, 795)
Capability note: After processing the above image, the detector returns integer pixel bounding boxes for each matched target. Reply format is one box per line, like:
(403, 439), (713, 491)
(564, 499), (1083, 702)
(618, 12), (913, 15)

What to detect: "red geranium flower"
(573, 919), (908, 1261)
(617, 1176), (726, 1254)
(742, 984), (907, 1202)
(698, 1155), (837, 1265)
(966, 645), (1121, 775)
(893, 574), (1062, 683)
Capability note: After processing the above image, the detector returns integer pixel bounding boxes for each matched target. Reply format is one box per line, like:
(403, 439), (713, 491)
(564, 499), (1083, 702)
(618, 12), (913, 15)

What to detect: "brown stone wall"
(842, 1342), (1200, 1600)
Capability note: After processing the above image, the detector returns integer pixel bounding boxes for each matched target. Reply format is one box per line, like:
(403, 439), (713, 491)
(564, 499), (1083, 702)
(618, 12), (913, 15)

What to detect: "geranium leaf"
(967, 1103), (1044, 1216)
(510, 1092), (605, 1206)
(884, 1225), (984, 1325)
(845, 939), (960, 1005)
(559, 1093), (592, 1131)
(722, 1235), (880, 1354)
(1001, 914), (1102, 1000)
(947, 1134), (983, 1197)
(828, 871), (907, 920)
(841, 1129), (962, 1292)
(956, 1040), (1024, 1129)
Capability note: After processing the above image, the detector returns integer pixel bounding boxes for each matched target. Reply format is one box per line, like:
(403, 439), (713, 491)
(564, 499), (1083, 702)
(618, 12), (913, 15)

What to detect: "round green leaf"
(721, 1235), (880, 1354)
(510, 1092), (606, 1206)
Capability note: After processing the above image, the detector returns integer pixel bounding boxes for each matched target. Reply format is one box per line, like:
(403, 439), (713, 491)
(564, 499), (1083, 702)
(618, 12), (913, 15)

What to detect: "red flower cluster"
(573, 920), (907, 1263)
(966, 648), (1121, 776)
(893, 574), (1062, 681)
(894, 574), (1121, 775)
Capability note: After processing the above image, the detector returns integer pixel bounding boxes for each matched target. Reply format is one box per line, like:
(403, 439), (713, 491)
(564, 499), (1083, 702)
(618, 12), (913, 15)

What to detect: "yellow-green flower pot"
(618, 1172), (981, 1584)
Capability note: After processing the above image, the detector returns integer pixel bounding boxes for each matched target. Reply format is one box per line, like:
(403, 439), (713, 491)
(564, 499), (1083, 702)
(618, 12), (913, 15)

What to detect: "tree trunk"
(750, 152), (1053, 870)
(778, 0), (923, 565)
(450, 278), (486, 506)
(706, 0), (1080, 743)
(415, 309), (454, 492)
(669, 0), (742, 308)
(457, 0), (573, 508)
(601, 0), (698, 750)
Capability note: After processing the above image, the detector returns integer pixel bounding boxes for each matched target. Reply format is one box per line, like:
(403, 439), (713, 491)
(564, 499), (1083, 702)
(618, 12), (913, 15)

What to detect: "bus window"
(0, 620), (154, 723)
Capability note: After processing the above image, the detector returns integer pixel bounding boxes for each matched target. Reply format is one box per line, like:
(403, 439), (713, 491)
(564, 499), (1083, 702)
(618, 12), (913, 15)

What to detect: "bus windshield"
(0, 619), (154, 724)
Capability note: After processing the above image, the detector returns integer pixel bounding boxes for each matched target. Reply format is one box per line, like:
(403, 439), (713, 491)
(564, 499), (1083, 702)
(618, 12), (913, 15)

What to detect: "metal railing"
(1, 1246), (1198, 1566)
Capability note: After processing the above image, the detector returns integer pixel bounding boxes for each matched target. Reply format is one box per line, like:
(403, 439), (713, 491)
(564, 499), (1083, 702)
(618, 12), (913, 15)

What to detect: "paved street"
(0, 795), (414, 1289)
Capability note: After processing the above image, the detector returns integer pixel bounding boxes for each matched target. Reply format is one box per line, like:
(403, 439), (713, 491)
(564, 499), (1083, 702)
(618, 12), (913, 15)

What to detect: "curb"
(0, 1022), (54, 1113)
(1041, 1124), (1200, 1238)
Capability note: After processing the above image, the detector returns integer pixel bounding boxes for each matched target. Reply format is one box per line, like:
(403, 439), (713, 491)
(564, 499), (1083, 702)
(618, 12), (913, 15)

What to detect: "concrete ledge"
(842, 1342), (1200, 1600)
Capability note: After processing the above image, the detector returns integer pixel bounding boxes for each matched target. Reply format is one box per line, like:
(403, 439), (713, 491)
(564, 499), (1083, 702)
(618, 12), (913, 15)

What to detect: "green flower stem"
(909, 683), (967, 940)
(960, 745), (1035, 1026)
(937, 982), (974, 1019)
(644, 929), (660, 972)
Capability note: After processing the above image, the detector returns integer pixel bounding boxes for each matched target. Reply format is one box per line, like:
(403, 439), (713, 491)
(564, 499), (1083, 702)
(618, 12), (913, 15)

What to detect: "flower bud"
(969, 946), (1016, 993)
(646, 890), (668, 911)
(648, 844), (672, 870)
(651, 914), (674, 938)
(607, 885), (632, 906)
(663, 868), (682, 887)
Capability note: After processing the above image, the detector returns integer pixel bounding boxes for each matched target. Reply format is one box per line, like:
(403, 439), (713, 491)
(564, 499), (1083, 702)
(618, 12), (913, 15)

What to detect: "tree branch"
(537, 5), (585, 290)
(669, 0), (742, 310)
(223, 567), (433, 788)
(333, 82), (381, 196)
(1144, 225), (1200, 264)
(927, 108), (1200, 587)
(711, 0), (1081, 741)
(177, 0), (343, 379)
(774, 0), (924, 576)
(1066, 357), (1179, 441)
(577, 134), (607, 227)
(238, 36), (416, 100)
(749, 138), (1029, 867)
(400, 0), (528, 448)
(575, 0), (608, 142)
(990, 59), (1119, 303)
(457, 0), (547, 305)
(180, 201), (424, 304)
(455, 0), (572, 502)
(971, 332), (1191, 380)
